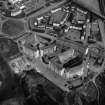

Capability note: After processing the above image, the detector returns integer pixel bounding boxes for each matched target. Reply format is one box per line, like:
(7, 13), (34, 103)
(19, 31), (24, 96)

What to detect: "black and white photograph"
(0, 0), (105, 105)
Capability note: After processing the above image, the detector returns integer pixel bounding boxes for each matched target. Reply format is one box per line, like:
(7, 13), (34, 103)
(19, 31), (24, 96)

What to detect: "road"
(73, 0), (105, 20)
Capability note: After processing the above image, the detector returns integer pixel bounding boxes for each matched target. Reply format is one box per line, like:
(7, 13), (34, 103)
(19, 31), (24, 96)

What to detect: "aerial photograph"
(0, 0), (105, 105)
